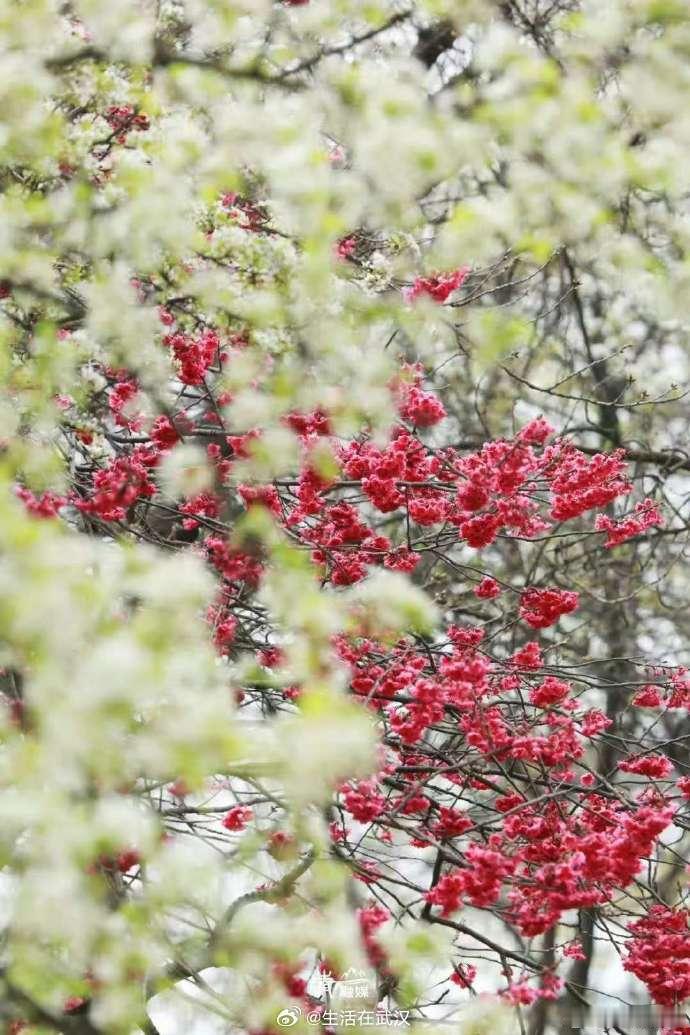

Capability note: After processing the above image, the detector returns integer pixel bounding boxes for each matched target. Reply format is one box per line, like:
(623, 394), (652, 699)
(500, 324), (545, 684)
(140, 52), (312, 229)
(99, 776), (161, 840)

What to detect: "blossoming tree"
(2, 2), (690, 1035)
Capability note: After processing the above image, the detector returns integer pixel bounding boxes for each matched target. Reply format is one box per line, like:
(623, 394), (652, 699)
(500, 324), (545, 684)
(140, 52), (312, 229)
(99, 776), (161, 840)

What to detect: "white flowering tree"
(2, 3), (690, 1035)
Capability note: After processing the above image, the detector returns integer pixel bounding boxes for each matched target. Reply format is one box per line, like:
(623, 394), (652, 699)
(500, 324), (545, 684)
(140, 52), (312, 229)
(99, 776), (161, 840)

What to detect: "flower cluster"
(624, 907), (690, 1007)
(402, 267), (469, 304)
(519, 588), (580, 629)
(595, 498), (664, 547)
(164, 328), (221, 385)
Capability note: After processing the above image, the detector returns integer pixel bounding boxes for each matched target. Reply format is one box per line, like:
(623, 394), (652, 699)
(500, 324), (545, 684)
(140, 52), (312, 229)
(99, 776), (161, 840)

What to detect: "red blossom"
(625, 906), (690, 1006)
(222, 806), (253, 831)
(519, 587), (579, 628)
(619, 754), (673, 779)
(15, 486), (66, 518)
(402, 267), (469, 304)
(595, 498), (664, 547)
(474, 576), (501, 599)
(633, 685), (663, 707)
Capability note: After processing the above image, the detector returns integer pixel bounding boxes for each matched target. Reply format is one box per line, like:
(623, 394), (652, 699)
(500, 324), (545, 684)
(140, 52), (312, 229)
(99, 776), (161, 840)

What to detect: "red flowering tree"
(2, 3), (690, 1035)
